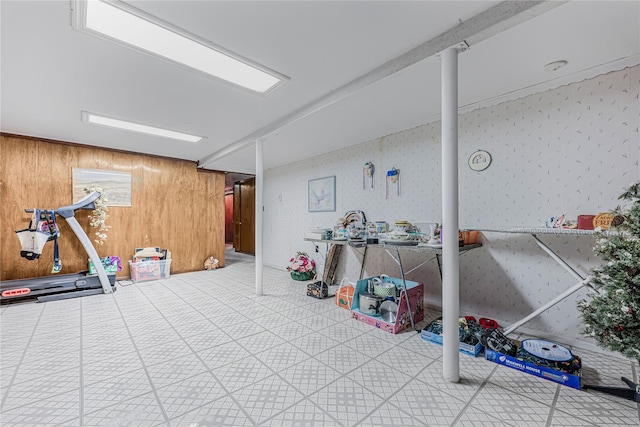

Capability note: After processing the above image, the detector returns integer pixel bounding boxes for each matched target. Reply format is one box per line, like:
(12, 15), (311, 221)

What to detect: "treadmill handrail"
(13, 190), (113, 295)
(56, 192), (101, 218)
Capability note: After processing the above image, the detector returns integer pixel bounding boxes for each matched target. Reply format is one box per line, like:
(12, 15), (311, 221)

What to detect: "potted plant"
(287, 251), (316, 281)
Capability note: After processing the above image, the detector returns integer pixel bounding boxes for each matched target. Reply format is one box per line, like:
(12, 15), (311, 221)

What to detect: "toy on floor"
(204, 256), (219, 270)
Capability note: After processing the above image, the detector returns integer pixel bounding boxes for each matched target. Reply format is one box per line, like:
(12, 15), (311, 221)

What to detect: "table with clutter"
(303, 211), (482, 333)
(298, 211), (616, 392)
(304, 211), (481, 279)
(300, 210), (639, 395)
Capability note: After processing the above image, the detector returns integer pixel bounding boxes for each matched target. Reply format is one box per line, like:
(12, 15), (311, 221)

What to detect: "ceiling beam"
(197, 0), (567, 170)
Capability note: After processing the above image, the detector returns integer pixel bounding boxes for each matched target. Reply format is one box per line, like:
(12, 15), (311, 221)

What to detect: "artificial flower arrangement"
(84, 185), (110, 245)
(286, 251), (316, 281)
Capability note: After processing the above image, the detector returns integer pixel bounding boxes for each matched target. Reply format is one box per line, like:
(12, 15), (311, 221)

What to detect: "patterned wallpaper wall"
(263, 66), (640, 346)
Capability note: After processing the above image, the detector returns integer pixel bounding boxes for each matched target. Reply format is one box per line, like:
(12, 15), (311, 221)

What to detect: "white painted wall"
(263, 66), (640, 347)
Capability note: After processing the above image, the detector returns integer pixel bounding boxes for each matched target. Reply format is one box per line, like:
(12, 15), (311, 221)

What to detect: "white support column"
(441, 46), (460, 383)
(255, 139), (264, 296)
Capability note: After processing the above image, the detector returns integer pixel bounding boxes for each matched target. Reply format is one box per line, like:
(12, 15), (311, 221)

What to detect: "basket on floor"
(290, 270), (314, 281)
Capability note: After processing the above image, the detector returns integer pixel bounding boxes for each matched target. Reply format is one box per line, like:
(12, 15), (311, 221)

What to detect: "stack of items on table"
(129, 247), (172, 283)
(304, 227), (332, 240)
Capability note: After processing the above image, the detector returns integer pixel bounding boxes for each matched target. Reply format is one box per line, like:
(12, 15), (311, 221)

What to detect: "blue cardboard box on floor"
(420, 329), (483, 357)
(420, 317), (483, 356)
(485, 348), (582, 390)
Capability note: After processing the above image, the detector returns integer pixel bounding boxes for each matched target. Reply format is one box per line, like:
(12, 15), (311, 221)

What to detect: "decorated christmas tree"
(578, 181), (640, 362)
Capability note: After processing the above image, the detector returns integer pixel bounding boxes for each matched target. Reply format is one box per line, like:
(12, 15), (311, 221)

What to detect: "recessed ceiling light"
(72, 0), (288, 94)
(543, 60), (568, 72)
(81, 111), (203, 143)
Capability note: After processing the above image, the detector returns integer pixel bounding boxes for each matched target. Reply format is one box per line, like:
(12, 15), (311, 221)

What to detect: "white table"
(304, 238), (481, 280)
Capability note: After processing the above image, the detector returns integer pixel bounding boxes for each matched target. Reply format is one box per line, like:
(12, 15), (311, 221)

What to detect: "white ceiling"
(1, 1), (639, 175)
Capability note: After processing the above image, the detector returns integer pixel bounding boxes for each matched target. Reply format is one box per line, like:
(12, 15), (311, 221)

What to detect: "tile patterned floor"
(1, 252), (639, 426)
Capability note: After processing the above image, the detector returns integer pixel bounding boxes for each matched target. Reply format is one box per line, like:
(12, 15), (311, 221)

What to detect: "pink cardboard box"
(350, 276), (424, 334)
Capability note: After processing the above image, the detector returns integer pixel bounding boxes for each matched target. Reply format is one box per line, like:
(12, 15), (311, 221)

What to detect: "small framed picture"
(308, 176), (336, 212)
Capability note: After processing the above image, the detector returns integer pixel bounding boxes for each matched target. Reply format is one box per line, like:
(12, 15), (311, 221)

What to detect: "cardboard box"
(129, 259), (171, 283)
(421, 328), (483, 357)
(350, 276), (424, 334)
(322, 244), (342, 285)
(485, 346), (582, 390)
(133, 247), (163, 262)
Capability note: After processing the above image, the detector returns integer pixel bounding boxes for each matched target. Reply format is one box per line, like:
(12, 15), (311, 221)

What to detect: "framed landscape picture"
(72, 168), (132, 206)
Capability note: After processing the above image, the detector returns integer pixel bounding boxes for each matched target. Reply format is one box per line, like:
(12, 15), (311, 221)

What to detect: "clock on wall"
(468, 150), (492, 171)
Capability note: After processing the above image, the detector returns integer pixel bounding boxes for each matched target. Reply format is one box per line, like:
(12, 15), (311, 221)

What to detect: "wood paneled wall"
(0, 134), (225, 280)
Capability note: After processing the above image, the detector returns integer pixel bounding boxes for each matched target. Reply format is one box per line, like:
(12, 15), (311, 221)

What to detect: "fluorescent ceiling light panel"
(82, 111), (203, 142)
(73, 0), (287, 94)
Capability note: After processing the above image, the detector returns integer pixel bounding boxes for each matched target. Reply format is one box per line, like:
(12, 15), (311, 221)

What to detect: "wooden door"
(233, 183), (241, 249)
(232, 178), (255, 254)
(239, 179), (255, 254)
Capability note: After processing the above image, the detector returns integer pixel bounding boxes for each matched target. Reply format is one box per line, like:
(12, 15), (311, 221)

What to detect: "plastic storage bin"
(129, 259), (171, 283)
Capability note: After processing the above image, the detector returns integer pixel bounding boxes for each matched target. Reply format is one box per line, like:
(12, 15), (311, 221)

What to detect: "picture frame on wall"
(72, 168), (132, 206)
(308, 176), (336, 212)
